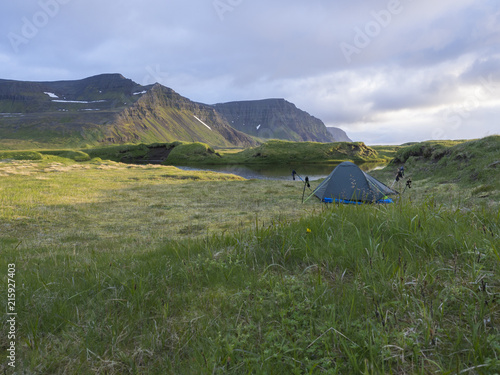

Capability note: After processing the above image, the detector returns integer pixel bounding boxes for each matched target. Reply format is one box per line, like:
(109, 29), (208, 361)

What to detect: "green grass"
(0, 158), (315, 251)
(84, 143), (161, 162)
(0, 139), (499, 374)
(166, 142), (222, 163)
(370, 145), (400, 160)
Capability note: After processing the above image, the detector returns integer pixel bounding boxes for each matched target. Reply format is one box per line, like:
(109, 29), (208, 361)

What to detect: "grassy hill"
(372, 135), (500, 206)
(166, 140), (387, 165)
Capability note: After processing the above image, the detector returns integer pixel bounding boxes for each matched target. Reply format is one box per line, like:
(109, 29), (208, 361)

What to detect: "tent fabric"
(313, 162), (398, 203)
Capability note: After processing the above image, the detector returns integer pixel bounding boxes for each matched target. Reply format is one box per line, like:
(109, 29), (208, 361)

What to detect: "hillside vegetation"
(373, 135), (500, 205)
(109, 84), (257, 147)
(40, 140), (391, 166)
(224, 140), (383, 164)
(149, 140), (386, 165)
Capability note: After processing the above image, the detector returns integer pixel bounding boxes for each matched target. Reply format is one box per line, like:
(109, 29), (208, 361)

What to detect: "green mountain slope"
(0, 74), (257, 149)
(110, 84), (257, 147)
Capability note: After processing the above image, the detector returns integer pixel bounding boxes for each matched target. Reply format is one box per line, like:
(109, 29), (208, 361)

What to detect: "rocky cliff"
(213, 99), (335, 143)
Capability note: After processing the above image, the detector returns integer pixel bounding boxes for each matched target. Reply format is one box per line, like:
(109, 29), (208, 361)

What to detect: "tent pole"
(303, 189), (317, 204)
(301, 177), (310, 203)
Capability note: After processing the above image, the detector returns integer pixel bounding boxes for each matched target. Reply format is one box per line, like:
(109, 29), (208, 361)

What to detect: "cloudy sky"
(1, 0), (499, 144)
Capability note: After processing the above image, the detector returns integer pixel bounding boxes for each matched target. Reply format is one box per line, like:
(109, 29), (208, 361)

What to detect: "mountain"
(0, 74), (256, 148)
(0, 74), (149, 113)
(213, 99), (335, 143)
(111, 84), (257, 147)
(327, 127), (352, 142)
(0, 74), (347, 149)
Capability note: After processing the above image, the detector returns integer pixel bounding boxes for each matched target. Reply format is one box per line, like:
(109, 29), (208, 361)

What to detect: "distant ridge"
(214, 99), (335, 143)
(327, 127), (352, 142)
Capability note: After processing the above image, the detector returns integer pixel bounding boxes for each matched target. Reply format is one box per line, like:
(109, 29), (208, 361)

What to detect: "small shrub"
(431, 145), (449, 161)
(0, 151), (43, 160)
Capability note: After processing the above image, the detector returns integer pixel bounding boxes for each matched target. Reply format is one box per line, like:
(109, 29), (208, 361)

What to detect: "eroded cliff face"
(213, 99), (336, 143)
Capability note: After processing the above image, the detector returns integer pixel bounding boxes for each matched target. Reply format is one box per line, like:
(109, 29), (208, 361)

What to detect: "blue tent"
(311, 162), (398, 204)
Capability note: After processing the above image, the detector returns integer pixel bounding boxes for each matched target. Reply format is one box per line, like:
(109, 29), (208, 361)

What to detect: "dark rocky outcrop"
(213, 99), (335, 143)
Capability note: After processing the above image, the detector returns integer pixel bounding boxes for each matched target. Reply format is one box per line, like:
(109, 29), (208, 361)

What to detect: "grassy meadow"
(0, 157), (317, 254)
(0, 137), (499, 374)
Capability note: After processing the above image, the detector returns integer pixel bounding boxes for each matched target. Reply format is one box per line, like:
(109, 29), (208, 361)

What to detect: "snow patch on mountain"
(193, 115), (212, 131)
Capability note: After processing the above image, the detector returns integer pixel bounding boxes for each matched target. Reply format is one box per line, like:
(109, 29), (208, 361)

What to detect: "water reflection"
(176, 162), (388, 181)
